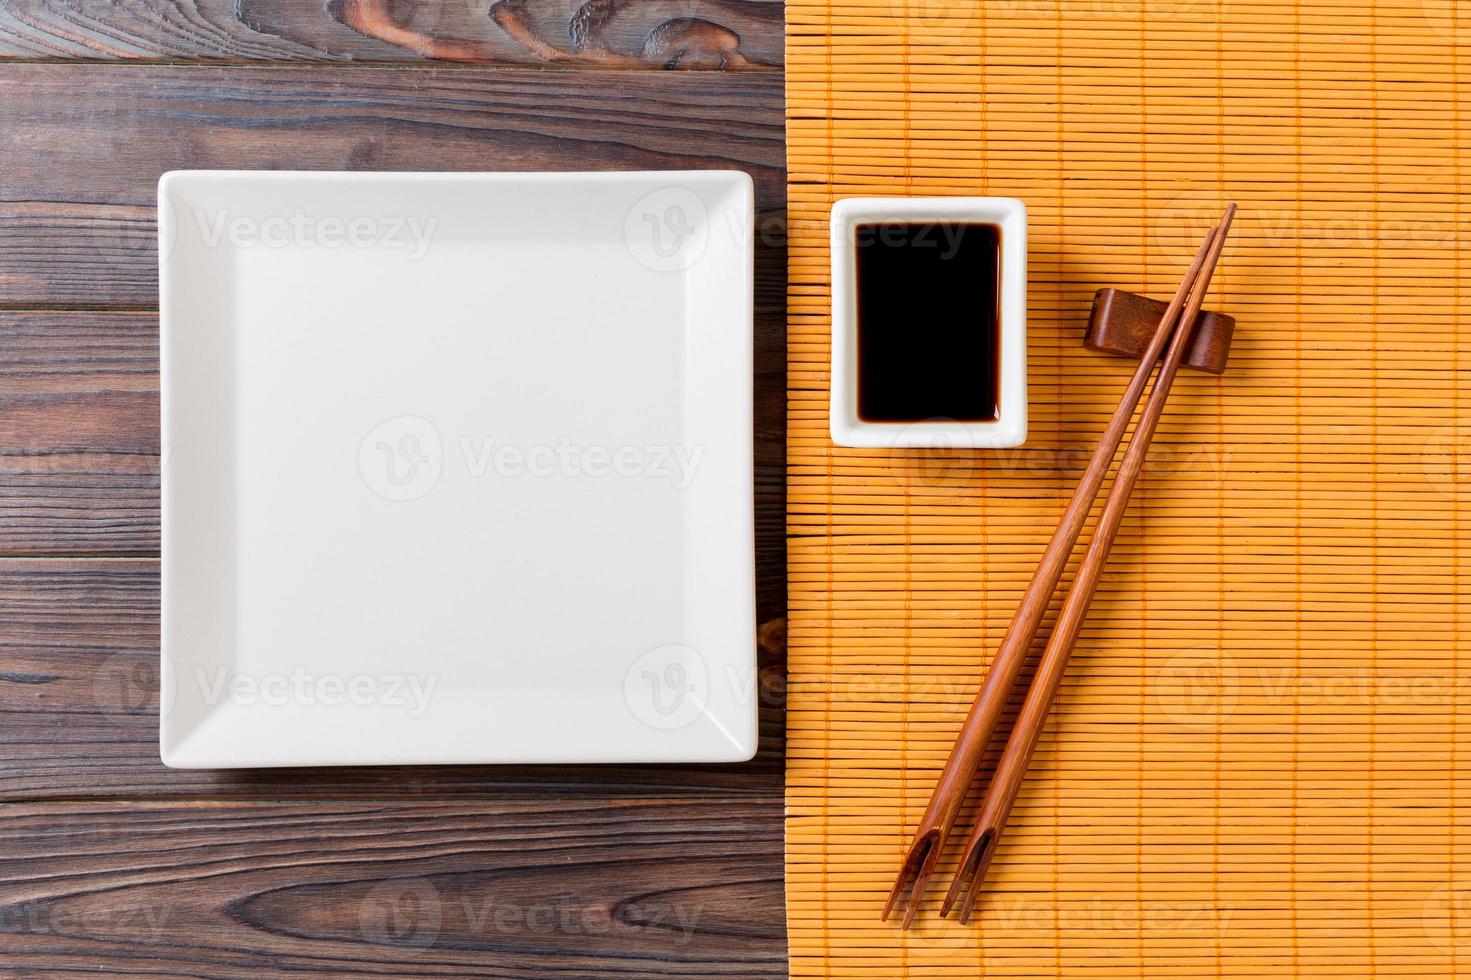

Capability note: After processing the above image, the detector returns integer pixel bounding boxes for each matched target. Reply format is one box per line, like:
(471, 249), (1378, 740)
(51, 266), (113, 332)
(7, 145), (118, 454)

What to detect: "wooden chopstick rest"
(1085, 287), (1235, 375)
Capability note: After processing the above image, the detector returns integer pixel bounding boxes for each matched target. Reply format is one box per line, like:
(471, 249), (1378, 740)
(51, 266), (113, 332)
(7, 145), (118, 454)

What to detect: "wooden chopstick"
(942, 204), (1238, 924)
(882, 225), (1224, 928)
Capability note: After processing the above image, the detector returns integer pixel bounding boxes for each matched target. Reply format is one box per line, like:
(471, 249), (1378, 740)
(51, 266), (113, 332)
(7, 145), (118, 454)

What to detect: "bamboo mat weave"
(784, 1), (1471, 975)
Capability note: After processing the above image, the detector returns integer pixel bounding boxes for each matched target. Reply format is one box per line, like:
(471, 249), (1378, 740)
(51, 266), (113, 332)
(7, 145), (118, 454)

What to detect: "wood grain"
(0, 559), (785, 798)
(0, 65), (784, 308)
(0, 311), (158, 556)
(0, 0), (783, 68)
(0, 799), (785, 976)
(0, 41), (789, 977)
(0, 66), (786, 611)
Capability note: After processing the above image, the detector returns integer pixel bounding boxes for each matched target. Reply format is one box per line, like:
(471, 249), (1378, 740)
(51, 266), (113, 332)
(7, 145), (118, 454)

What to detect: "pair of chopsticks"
(884, 204), (1238, 927)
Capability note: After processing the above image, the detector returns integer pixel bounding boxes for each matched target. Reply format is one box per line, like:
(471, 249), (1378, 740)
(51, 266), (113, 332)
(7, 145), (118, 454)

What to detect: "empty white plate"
(159, 170), (757, 767)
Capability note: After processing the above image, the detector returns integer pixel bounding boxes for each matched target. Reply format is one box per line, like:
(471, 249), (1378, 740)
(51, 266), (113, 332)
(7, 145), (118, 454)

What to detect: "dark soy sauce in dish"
(854, 222), (1001, 423)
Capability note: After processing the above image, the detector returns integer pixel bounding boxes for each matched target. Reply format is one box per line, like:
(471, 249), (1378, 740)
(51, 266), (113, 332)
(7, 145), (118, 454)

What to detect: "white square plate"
(159, 170), (757, 767)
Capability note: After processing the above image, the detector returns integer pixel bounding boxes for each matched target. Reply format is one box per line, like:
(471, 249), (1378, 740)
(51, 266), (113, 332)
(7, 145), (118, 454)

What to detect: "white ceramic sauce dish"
(829, 196), (1027, 449)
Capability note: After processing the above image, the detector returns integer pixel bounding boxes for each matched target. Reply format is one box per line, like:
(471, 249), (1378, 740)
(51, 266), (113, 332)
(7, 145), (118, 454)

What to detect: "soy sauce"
(854, 222), (1001, 423)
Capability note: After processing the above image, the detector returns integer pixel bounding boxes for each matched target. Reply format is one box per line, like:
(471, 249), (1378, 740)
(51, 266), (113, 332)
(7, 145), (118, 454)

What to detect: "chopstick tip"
(1219, 203), (1239, 235)
(883, 832), (939, 927)
(941, 827), (997, 920)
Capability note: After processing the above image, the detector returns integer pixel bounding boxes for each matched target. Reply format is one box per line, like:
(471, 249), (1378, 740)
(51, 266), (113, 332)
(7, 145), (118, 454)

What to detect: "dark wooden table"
(0, 3), (787, 975)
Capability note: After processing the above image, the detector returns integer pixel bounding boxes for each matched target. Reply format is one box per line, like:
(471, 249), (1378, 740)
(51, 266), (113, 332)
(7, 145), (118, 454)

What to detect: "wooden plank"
(0, 311), (158, 556)
(0, 0), (783, 68)
(0, 798), (785, 977)
(0, 66), (786, 592)
(0, 42), (789, 980)
(0, 559), (785, 798)
(0, 65), (785, 308)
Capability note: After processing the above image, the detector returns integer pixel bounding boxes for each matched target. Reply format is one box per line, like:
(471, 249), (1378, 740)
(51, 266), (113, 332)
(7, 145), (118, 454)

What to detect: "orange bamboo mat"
(784, 1), (1471, 975)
